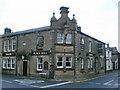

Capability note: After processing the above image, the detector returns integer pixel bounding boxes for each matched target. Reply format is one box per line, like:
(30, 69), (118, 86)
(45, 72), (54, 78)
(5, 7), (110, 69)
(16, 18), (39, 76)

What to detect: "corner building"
(2, 7), (106, 79)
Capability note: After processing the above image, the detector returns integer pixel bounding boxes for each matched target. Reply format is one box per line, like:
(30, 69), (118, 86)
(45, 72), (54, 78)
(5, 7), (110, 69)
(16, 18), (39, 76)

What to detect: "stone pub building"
(2, 7), (106, 79)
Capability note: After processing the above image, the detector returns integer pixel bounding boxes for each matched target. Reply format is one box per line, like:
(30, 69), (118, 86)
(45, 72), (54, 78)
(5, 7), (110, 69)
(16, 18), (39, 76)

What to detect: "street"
(1, 71), (120, 88)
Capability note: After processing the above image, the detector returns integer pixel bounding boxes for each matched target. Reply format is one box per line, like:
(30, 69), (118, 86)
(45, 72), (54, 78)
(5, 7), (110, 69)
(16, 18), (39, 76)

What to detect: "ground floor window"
(66, 57), (72, 68)
(88, 58), (93, 69)
(56, 56), (72, 68)
(80, 57), (84, 69)
(57, 57), (63, 68)
(37, 58), (43, 71)
(2, 59), (15, 69)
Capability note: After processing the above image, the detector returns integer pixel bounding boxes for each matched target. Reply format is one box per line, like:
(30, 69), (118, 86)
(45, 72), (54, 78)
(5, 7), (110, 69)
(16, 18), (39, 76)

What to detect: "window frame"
(4, 40), (7, 52)
(7, 39), (11, 52)
(7, 59), (11, 69)
(37, 58), (43, 71)
(65, 56), (72, 68)
(56, 56), (63, 68)
(80, 38), (84, 50)
(11, 59), (15, 69)
(89, 41), (92, 52)
(3, 59), (7, 69)
(66, 33), (72, 44)
(37, 36), (44, 47)
(80, 57), (84, 69)
(12, 38), (16, 51)
(57, 33), (63, 44)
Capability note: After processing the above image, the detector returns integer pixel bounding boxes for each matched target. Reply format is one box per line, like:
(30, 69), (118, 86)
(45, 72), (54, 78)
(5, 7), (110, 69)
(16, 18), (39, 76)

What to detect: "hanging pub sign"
(31, 51), (50, 55)
(3, 52), (16, 56)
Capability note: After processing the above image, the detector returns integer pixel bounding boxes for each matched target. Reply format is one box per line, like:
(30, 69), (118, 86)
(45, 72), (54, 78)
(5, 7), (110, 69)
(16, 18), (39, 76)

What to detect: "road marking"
(1, 80), (12, 83)
(103, 80), (114, 85)
(14, 79), (44, 84)
(40, 82), (72, 88)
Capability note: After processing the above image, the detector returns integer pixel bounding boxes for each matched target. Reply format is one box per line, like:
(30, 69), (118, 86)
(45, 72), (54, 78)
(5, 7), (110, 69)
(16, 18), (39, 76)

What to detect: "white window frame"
(57, 33), (63, 44)
(11, 59), (15, 69)
(37, 58), (43, 71)
(80, 58), (84, 69)
(8, 39), (11, 51)
(66, 34), (72, 44)
(90, 58), (93, 68)
(88, 59), (90, 69)
(89, 41), (92, 52)
(12, 38), (16, 51)
(4, 40), (7, 52)
(7, 59), (11, 69)
(3, 59), (7, 69)
(57, 56), (63, 68)
(65, 56), (72, 68)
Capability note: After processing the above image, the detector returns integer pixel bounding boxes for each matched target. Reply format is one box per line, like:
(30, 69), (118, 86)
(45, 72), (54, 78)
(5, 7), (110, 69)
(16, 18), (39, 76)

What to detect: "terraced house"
(2, 7), (106, 79)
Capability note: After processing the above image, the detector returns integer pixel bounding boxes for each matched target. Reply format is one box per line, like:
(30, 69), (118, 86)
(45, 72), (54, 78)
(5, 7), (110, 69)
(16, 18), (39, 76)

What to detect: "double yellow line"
(70, 73), (114, 83)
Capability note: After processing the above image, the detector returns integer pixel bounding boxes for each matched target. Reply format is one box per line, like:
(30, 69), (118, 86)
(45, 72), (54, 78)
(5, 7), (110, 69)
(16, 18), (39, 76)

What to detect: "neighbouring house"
(0, 35), (2, 74)
(105, 44), (112, 72)
(109, 47), (119, 70)
(2, 7), (106, 79)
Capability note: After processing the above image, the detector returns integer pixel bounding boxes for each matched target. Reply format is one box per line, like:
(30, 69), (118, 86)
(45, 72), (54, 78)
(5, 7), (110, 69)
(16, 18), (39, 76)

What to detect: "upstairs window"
(37, 36), (44, 47)
(89, 41), (92, 52)
(8, 39), (11, 51)
(66, 34), (72, 44)
(98, 44), (103, 53)
(80, 38), (84, 50)
(57, 33), (63, 44)
(4, 40), (7, 52)
(12, 38), (16, 51)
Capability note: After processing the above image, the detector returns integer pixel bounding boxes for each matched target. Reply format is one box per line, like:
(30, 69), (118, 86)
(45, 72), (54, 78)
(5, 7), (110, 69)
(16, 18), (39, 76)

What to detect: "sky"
(0, 0), (119, 50)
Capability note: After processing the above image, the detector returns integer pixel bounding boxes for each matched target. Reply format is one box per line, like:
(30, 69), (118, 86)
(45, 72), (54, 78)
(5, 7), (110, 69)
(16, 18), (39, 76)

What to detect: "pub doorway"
(23, 61), (27, 76)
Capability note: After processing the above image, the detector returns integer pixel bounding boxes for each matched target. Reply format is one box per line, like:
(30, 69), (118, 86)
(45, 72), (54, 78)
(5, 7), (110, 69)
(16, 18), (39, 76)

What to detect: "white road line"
(103, 80), (114, 85)
(40, 81), (72, 88)
(1, 80), (12, 83)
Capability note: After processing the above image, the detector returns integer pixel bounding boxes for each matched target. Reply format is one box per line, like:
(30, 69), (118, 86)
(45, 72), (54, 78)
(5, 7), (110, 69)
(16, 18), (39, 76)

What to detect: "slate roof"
(2, 26), (51, 37)
(109, 47), (119, 55)
(2, 26), (105, 44)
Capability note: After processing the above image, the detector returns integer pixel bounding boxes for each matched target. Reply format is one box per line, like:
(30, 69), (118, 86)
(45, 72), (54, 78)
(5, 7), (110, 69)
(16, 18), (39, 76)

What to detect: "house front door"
(23, 61), (27, 76)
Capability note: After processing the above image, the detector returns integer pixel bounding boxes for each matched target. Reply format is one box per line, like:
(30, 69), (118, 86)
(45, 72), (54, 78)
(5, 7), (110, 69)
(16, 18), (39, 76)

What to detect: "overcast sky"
(0, 0), (119, 49)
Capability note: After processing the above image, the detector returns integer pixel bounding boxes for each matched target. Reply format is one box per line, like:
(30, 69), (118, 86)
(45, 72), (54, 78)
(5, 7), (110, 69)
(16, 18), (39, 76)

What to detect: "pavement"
(7, 70), (119, 82)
